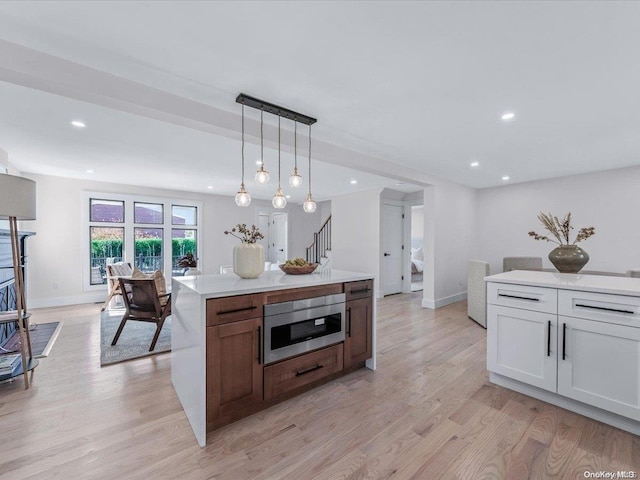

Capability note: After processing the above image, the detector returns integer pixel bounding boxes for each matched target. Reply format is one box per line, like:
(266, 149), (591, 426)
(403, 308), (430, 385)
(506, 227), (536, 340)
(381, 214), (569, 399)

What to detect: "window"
(172, 205), (197, 226)
(90, 199), (124, 223)
(90, 227), (123, 285)
(135, 227), (163, 273)
(135, 202), (163, 224)
(84, 193), (201, 290)
(172, 229), (197, 271)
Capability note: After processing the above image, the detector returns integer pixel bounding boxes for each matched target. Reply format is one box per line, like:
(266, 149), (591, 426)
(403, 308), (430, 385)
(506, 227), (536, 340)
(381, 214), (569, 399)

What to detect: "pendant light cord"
(294, 120), (297, 171)
(278, 115), (281, 188)
(260, 109), (264, 168)
(241, 103), (245, 186)
(308, 123), (312, 194)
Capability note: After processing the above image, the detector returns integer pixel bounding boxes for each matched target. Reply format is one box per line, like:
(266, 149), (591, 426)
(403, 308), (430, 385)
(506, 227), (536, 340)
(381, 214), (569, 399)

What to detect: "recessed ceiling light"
(395, 182), (405, 186)
(470, 161), (480, 167)
(86, 169), (94, 174)
(71, 120), (86, 128)
(502, 175), (510, 181)
(207, 185), (213, 190)
(286, 195), (291, 199)
(501, 112), (515, 121)
(256, 160), (262, 166)
(350, 180), (357, 184)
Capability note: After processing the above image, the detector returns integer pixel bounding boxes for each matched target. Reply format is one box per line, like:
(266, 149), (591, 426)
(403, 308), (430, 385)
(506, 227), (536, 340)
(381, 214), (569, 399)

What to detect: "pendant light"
(235, 102), (251, 207)
(272, 116), (287, 209)
(255, 109), (270, 184)
(289, 120), (302, 188)
(303, 123), (317, 213)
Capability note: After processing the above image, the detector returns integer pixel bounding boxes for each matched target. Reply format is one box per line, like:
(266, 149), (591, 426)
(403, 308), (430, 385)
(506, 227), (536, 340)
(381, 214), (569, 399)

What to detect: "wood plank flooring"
(0, 294), (638, 479)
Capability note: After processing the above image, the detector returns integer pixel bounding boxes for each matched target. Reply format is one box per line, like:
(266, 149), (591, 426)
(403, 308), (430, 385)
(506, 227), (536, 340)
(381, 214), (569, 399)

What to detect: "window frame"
(82, 191), (202, 291)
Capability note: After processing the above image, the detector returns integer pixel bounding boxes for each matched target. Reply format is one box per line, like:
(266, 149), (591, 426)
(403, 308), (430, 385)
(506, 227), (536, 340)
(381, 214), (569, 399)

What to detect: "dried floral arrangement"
(224, 224), (264, 244)
(528, 212), (595, 245)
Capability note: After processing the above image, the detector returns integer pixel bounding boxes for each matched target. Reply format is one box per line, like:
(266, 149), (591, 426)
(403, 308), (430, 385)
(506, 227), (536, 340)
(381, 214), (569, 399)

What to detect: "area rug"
(1, 322), (62, 358)
(100, 312), (171, 366)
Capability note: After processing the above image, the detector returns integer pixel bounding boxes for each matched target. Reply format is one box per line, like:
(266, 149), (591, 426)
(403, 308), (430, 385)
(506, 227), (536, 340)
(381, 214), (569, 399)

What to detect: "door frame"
(256, 210), (288, 264)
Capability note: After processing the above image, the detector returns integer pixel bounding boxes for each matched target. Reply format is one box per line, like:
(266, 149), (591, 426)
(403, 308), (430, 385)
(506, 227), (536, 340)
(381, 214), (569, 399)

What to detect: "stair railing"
(306, 215), (331, 264)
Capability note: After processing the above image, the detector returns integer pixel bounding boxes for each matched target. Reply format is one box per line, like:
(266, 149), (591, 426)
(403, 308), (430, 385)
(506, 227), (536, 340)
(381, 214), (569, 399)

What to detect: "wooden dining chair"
(111, 278), (171, 352)
(101, 262), (133, 311)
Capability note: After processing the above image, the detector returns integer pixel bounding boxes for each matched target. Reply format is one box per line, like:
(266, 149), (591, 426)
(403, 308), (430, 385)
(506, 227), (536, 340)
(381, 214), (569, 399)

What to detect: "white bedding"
(411, 259), (424, 273)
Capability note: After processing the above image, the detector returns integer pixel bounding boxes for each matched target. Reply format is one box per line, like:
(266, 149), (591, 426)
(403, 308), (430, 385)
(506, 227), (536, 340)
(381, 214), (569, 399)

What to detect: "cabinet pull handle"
(350, 288), (370, 295)
(347, 307), (352, 337)
(257, 326), (261, 364)
(217, 306), (257, 315)
(547, 320), (551, 357)
(562, 323), (566, 360)
(498, 293), (539, 302)
(574, 303), (634, 315)
(295, 364), (323, 376)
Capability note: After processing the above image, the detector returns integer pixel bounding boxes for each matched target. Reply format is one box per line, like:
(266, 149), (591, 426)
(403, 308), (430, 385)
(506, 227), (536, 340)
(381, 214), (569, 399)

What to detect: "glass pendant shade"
(303, 193), (317, 213)
(289, 168), (302, 188)
(255, 167), (270, 184)
(235, 184), (251, 207)
(272, 187), (287, 209)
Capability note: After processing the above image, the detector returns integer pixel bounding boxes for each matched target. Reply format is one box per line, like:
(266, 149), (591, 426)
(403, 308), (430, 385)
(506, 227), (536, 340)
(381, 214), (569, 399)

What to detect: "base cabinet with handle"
(205, 280), (374, 433)
(487, 271), (640, 435)
(206, 317), (263, 429)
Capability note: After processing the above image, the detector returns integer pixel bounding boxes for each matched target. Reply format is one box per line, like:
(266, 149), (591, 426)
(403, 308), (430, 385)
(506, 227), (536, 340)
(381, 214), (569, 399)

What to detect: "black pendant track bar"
(236, 93), (317, 125)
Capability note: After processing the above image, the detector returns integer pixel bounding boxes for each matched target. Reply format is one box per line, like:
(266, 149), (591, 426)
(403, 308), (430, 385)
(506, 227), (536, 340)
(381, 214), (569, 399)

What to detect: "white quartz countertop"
(486, 270), (640, 297)
(173, 269), (374, 298)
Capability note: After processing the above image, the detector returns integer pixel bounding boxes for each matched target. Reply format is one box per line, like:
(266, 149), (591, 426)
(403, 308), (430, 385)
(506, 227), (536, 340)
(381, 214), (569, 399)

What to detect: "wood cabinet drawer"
(345, 280), (373, 301)
(264, 343), (344, 401)
(264, 283), (343, 304)
(206, 293), (264, 326)
(487, 282), (557, 314)
(558, 290), (640, 327)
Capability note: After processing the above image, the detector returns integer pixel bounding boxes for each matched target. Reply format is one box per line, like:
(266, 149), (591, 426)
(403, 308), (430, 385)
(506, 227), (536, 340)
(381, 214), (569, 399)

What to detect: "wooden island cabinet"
(172, 270), (376, 446)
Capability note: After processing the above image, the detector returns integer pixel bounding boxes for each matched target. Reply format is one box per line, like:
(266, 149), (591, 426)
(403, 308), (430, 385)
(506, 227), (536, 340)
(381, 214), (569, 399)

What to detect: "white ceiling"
(0, 1), (639, 188)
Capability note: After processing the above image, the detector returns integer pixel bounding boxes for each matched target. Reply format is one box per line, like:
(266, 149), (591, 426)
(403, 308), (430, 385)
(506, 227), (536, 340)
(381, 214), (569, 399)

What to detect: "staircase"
(306, 215), (331, 266)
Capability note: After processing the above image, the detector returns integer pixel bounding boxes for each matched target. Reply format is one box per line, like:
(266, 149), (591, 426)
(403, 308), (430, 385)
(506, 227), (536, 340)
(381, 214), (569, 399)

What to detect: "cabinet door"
(207, 317), (263, 428)
(344, 297), (373, 368)
(558, 316), (640, 421)
(487, 305), (557, 392)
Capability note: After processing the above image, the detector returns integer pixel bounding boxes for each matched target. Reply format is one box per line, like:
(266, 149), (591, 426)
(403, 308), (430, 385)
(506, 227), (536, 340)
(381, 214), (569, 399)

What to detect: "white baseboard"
(422, 291), (467, 310)
(29, 292), (105, 309)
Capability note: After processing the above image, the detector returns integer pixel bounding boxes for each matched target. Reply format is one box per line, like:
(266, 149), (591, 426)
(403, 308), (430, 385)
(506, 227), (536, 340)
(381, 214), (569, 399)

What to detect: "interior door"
(382, 204), (404, 295)
(257, 213), (270, 263)
(272, 213), (287, 264)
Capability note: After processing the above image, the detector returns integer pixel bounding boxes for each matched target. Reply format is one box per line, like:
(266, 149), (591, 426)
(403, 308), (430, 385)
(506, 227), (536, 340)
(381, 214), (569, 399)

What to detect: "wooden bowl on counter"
(279, 263), (319, 275)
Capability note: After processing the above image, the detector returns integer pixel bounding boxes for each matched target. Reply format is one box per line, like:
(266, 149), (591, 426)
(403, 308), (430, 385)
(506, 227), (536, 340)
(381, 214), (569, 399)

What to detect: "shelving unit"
(0, 311), (36, 383)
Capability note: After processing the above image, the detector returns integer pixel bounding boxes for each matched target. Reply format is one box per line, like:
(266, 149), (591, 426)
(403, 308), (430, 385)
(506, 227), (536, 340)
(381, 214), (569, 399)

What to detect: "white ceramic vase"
(233, 243), (264, 279)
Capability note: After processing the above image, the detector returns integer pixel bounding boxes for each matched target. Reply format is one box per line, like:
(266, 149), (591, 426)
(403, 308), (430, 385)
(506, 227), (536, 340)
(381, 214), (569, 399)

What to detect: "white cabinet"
(487, 275), (640, 433)
(558, 315), (640, 421)
(487, 305), (557, 392)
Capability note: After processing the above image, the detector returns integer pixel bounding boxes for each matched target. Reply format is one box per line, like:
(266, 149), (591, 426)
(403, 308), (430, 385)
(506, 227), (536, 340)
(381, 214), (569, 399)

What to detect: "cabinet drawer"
(264, 343), (344, 401)
(207, 293), (264, 326)
(345, 280), (373, 301)
(558, 290), (640, 327)
(487, 282), (557, 314)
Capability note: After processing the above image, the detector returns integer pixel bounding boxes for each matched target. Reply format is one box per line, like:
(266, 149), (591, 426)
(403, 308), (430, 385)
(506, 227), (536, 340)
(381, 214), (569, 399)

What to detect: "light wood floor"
(0, 294), (638, 479)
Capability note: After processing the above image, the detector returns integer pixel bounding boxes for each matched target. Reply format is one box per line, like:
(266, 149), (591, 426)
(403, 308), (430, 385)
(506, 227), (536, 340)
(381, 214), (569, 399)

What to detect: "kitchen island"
(172, 269), (376, 446)
(486, 270), (640, 435)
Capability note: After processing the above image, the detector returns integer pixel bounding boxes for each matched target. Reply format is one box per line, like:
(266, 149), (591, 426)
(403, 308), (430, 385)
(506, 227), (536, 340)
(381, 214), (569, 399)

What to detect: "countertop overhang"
(485, 270), (640, 297)
(173, 269), (374, 298)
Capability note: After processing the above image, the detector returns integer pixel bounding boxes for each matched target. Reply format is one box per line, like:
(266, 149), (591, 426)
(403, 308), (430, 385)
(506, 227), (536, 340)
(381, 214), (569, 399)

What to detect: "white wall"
(21, 173), (318, 307)
(422, 182), (478, 309)
(288, 205), (321, 259)
(411, 205), (424, 248)
(477, 165), (640, 275)
(331, 189), (383, 297)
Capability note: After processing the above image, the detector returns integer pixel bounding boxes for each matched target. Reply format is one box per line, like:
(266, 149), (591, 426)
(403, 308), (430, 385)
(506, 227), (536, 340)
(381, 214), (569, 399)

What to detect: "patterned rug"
(100, 311), (171, 366)
(1, 322), (62, 358)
